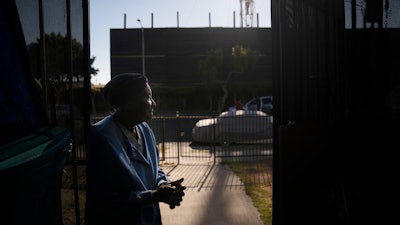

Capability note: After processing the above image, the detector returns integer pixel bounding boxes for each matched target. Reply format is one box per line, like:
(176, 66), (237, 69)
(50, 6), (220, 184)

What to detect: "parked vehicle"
(229, 96), (273, 115)
(192, 110), (273, 144)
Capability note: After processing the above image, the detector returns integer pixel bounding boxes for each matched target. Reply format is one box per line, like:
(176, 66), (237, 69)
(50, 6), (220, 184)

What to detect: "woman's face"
(140, 84), (156, 121)
(120, 84), (156, 124)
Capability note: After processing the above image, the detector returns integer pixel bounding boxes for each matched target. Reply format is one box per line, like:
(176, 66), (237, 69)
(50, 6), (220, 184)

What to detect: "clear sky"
(90, 0), (271, 85)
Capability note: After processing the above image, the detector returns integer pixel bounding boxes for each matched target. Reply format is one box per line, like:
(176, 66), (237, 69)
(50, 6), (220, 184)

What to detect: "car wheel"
(217, 133), (233, 145)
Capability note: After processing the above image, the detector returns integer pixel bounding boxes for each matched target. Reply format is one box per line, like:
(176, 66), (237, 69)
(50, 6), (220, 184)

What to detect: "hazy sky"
(90, 0), (271, 85)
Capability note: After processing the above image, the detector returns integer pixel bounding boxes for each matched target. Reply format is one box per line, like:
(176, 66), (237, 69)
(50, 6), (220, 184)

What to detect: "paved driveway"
(160, 163), (266, 225)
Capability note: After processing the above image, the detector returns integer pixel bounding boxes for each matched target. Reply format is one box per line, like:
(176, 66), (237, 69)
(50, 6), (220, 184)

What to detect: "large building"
(110, 27), (272, 86)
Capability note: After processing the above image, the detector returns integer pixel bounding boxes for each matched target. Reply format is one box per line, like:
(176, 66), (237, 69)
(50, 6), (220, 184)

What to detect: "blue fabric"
(0, 1), (48, 145)
(85, 115), (169, 225)
(0, 4), (43, 129)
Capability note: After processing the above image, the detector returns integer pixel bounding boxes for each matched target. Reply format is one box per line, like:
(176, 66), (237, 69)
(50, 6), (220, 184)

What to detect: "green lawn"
(224, 160), (273, 225)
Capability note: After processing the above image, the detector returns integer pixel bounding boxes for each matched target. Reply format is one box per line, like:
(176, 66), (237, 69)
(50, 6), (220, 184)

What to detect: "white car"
(229, 96), (273, 115)
(192, 110), (273, 144)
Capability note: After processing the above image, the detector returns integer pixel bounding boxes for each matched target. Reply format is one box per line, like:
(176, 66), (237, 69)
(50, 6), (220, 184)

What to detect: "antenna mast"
(239, 0), (254, 27)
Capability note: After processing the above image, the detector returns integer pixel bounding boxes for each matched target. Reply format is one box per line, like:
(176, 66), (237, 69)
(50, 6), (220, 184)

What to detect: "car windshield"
(263, 97), (272, 104)
(247, 98), (260, 110)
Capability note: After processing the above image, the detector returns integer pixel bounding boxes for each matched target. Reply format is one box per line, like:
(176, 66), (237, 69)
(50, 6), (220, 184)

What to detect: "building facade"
(110, 27), (272, 86)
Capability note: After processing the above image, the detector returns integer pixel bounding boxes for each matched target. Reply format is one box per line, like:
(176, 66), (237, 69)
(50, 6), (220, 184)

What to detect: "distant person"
(235, 98), (244, 110)
(85, 73), (186, 225)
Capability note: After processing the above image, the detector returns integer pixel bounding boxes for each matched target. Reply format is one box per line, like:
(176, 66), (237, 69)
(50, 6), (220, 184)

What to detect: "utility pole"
(137, 19), (145, 76)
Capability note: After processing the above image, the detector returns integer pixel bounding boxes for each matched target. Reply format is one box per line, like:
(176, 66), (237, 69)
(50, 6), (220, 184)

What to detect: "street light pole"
(137, 19), (145, 76)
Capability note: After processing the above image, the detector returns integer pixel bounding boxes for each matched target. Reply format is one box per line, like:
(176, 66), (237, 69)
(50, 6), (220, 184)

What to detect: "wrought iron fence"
(71, 111), (273, 165)
(148, 111), (273, 164)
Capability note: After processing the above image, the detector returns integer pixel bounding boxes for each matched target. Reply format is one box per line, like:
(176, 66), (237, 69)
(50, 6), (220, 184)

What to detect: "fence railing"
(72, 111), (273, 165)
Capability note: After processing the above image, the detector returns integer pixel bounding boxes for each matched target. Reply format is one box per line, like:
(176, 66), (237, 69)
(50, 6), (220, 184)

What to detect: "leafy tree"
(231, 44), (260, 72)
(27, 32), (98, 83)
(198, 48), (224, 86)
(198, 44), (260, 113)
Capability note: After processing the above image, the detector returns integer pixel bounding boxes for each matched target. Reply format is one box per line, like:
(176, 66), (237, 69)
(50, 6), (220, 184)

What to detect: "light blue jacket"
(85, 115), (169, 225)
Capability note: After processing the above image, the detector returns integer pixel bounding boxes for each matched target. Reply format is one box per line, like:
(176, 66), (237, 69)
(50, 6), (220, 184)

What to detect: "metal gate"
(148, 113), (273, 165)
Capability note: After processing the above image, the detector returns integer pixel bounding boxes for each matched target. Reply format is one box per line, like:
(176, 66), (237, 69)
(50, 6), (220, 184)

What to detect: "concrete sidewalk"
(160, 163), (265, 225)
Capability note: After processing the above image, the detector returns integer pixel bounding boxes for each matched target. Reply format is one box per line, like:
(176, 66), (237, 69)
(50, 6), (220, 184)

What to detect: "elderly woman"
(85, 73), (185, 225)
